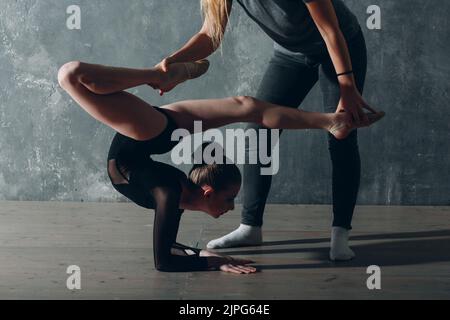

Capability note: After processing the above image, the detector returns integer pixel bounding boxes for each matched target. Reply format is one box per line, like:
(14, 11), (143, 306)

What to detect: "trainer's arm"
(163, 23), (216, 65)
(157, 0), (232, 70)
(305, 0), (376, 124)
(305, 0), (354, 86)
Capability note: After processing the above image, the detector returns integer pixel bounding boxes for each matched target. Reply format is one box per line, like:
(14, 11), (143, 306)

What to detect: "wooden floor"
(0, 201), (449, 300)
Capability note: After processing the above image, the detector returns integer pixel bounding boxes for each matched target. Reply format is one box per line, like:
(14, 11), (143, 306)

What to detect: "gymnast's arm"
(171, 242), (202, 256)
(152, 185), (226, 272)
(152, 186), (254, 272)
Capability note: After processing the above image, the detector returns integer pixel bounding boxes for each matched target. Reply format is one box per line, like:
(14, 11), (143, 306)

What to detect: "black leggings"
(242, 29), (367, 230)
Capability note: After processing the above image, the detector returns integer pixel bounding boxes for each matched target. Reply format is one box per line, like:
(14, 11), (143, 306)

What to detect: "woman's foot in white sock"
(329, 226), (355, 261)
(207, 224), (263, 249)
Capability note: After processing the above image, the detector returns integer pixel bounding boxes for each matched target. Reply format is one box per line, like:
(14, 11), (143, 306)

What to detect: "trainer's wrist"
(338, 75), (357, 91)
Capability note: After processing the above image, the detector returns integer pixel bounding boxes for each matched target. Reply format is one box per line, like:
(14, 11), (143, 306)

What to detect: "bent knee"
(57, 61), (83, 89)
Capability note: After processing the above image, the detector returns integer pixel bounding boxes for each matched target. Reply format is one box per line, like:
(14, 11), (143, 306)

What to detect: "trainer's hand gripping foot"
(329, 111), (386, 140)
(151, 60), (210, 95)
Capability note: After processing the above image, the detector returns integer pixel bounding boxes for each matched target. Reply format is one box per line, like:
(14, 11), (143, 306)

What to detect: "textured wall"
(0, 0), (448, 205)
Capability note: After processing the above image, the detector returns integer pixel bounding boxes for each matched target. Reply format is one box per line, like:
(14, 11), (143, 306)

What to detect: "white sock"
(329, 226), (355, 261)
(207, 224), (263, 249)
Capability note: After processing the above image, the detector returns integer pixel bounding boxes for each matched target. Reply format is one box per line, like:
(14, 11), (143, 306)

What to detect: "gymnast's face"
(202, 183), (241, 218)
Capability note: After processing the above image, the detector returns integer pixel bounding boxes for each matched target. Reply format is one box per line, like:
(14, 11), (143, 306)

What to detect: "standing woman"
(156, 0), (376, 261)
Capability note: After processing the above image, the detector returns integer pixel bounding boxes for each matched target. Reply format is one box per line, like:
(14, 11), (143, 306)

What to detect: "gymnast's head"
(188, 144), (241, 218)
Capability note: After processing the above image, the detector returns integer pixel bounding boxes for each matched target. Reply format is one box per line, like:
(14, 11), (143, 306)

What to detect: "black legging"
(242, 28), (367, 230)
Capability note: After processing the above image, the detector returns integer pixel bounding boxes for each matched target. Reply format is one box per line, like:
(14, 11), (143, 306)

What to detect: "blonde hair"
(201, 0), (230, 49)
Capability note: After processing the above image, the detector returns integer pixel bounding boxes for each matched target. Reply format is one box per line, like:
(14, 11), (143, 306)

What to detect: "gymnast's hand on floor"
(219, 262), (257, 274)
(202, 250), (257, 274)
(337, 87), (379, 126)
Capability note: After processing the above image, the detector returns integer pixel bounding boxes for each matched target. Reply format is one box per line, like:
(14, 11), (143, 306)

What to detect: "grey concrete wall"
(0, 0), (448, 205)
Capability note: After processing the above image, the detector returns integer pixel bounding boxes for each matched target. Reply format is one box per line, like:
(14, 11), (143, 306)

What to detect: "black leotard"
(107, 107), (209, 272)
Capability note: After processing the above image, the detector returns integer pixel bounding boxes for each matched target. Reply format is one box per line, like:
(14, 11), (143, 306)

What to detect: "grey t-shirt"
(235, 0), (360, 54)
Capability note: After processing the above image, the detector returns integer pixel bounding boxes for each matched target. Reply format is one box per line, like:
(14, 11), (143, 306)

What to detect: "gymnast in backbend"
(57, 59), (384, 272)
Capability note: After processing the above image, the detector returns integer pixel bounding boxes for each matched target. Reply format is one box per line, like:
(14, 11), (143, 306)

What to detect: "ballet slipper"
(183, 59), (210, 79)
(329, 111), (386, 140)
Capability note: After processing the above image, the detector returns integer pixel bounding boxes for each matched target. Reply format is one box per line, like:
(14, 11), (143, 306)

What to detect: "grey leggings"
(242, 29), (367, 230)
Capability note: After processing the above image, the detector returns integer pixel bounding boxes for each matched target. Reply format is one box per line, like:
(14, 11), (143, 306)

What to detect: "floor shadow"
(261, 230), (450, 247)
(252, 237), (450, 270)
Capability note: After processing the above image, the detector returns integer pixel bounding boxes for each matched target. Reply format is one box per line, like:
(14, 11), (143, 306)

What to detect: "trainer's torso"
(235, 0), (360, 54)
